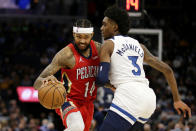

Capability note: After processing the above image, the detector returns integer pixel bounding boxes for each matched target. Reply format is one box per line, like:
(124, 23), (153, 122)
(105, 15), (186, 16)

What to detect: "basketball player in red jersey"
(33, 19), (101, 131)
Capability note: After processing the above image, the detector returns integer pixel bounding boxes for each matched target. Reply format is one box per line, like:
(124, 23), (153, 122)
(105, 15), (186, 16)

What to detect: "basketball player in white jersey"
(96, 6), (191, 131)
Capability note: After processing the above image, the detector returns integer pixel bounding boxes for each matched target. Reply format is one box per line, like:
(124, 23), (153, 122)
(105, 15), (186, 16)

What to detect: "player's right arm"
(96, 40), (114, 86)
(94, 41), (102, 55)
(33, 47), (73, 90)
(140, 44), (191, 118)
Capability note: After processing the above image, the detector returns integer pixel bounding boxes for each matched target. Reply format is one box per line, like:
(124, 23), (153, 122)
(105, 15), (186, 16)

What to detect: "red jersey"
(61, 40), (100, 102)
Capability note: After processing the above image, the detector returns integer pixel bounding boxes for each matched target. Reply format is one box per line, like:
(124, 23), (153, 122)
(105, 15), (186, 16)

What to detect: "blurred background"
(0, 0), (196, 131)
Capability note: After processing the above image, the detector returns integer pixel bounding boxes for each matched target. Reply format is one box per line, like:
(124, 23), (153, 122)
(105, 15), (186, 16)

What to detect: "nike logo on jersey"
(79, 57), (84, 63)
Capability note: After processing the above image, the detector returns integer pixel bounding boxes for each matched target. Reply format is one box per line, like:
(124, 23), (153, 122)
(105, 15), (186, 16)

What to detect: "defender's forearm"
(163, 68), (180, 102)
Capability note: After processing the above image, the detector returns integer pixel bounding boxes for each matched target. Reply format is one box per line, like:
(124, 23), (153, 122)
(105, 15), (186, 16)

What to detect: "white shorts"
(110, 82), (156, 125)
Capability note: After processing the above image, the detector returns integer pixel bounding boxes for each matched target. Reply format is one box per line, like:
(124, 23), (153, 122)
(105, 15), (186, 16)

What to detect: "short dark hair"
(74, 19), (93, 28)
(104, 5), (130, 35)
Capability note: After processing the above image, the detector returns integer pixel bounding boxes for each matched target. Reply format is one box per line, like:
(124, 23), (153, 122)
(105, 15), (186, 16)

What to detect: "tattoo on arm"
(39, 64), (60, 78)
(40, 51), (63, 78)
(33, 51), (63, 89)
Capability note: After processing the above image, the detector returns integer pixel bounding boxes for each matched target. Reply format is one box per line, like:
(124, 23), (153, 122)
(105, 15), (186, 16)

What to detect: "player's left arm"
(141, 44), (191, 118)
(96, 40), (114, 86)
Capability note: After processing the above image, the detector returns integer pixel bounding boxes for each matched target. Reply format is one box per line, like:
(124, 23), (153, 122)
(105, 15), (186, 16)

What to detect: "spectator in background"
(46, 122), (57, 131)
(143, 124), (151, 131)
(40, 119), (48, 131)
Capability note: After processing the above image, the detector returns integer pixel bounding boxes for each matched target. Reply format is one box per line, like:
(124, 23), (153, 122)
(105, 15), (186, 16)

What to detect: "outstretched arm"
(141, 44), (191, 118)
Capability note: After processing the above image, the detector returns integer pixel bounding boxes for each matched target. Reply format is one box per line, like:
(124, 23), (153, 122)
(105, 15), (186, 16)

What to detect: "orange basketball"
(38, 81), (66, 109)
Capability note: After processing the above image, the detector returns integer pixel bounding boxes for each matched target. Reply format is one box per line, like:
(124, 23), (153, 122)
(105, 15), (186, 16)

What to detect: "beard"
(74, 42), (91, 53)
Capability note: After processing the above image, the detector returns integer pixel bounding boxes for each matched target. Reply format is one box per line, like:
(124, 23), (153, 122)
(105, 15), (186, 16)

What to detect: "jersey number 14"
(84, 81), (95, 97)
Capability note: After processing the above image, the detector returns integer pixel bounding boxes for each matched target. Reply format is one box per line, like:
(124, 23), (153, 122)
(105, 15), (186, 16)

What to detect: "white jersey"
(109, 35), (149, 87)
(108, 35), (156, 125)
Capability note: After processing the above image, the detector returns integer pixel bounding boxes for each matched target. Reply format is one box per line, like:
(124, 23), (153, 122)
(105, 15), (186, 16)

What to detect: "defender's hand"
(174, 100), (191, 118)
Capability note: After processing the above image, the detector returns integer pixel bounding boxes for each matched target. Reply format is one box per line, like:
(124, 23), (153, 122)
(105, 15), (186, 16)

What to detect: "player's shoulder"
(94, 40), (101, 46)
(140, 43), (145, 49)
(53, 45), (75, 68)
(101, 40), (114, 54)
(58, 45), (74, 60)
(102, 39), (114, 48)
(104, 39), (114, 44)
(125, 36), (139, 43)
(112, 35), (138, 43)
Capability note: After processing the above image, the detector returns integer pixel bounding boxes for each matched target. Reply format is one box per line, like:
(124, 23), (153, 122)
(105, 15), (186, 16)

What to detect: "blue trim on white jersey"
(111, 103), (149, 123)
(111, 103), (137, 122)
(138, 117), (149, 122)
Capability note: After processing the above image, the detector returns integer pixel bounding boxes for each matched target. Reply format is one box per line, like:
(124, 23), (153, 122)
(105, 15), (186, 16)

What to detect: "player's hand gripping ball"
(38, 81), (66, 109)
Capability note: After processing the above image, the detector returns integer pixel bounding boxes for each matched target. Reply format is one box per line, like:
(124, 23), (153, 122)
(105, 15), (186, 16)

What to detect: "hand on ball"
(41, 75), (62, 88)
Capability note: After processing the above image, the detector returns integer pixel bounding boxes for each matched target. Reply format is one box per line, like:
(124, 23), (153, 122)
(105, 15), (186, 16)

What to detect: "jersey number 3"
(128, 56), (141, 76)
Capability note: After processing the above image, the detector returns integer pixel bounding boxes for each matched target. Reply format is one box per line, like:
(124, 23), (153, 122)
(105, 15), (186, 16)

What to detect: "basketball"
(38, 81), (66, 109)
